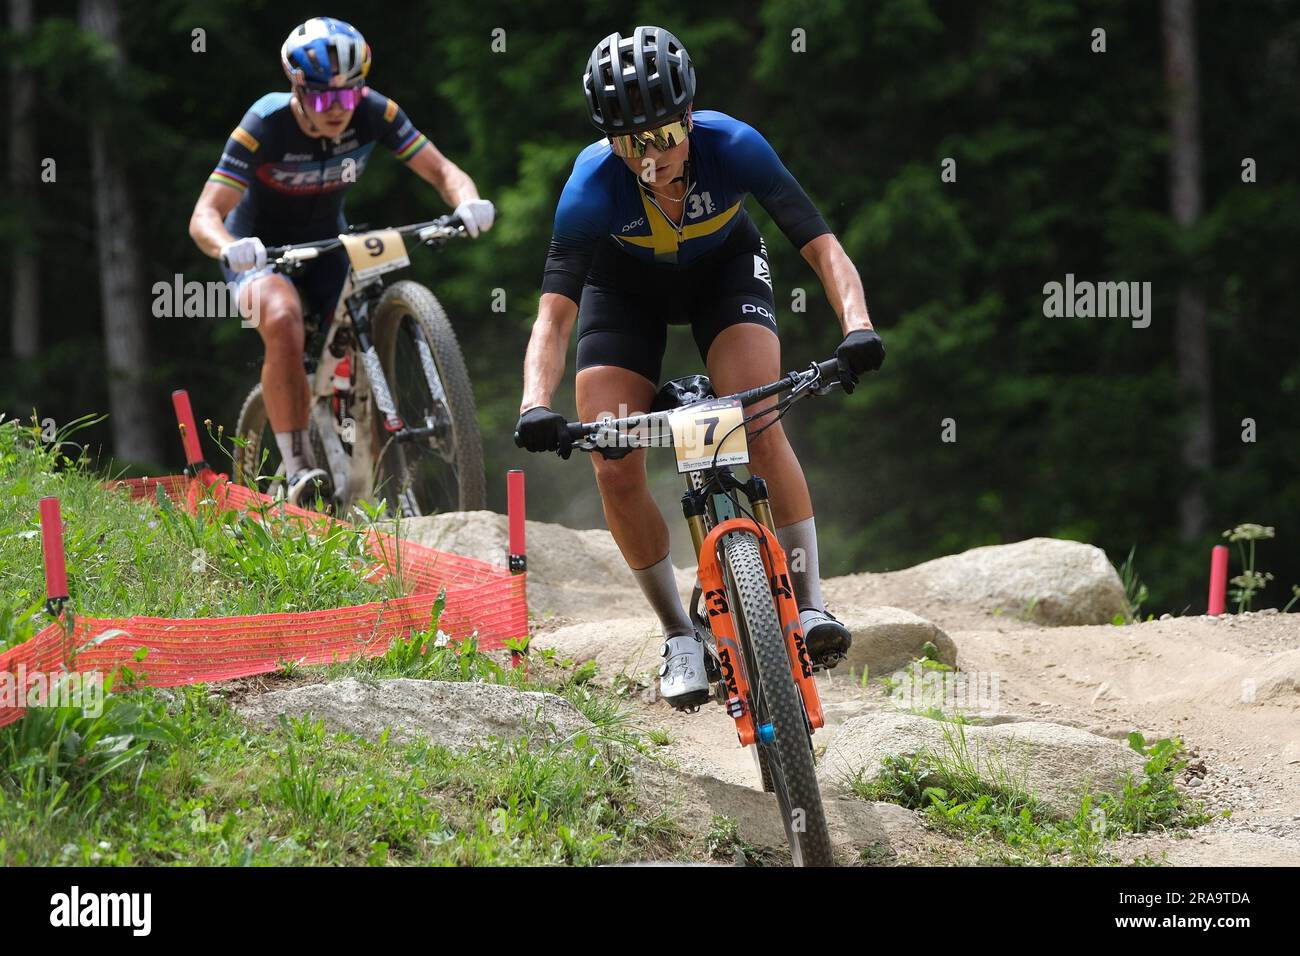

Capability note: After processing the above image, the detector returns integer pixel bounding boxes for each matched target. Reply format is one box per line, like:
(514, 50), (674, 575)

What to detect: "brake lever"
(789, 366), (827, 399)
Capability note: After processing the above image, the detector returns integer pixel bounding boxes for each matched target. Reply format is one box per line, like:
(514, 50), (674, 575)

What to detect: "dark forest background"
(3, 0), (1298, 615)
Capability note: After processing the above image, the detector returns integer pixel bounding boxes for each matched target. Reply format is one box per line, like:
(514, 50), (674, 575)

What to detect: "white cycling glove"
(453, 199), (495, 238)
(220, 236), (267, 273)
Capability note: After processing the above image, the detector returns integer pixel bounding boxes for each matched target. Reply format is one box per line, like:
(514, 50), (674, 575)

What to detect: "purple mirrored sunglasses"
(301, 87), (364, 112)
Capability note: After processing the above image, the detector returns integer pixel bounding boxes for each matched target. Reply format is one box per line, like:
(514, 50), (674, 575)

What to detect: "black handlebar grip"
(817, 356), (842, 381)
(565, 422), (588, 443)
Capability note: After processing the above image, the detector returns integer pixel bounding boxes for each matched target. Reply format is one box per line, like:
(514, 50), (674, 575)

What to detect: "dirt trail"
(952, 616), (1300, 807)
(396, 513), (1300, 864)
(545, 597), (1299, 864)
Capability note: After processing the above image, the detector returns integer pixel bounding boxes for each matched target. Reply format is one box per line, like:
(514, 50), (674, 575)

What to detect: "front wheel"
(723, 531), (834, 866)
(368, 280), (485, 515)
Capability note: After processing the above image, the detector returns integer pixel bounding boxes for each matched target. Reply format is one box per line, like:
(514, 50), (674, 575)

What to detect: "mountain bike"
(548, 354), (848, 866)
(233, 215), (485, 515)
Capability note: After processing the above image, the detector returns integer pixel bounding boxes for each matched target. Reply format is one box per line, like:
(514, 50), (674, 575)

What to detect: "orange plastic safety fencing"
(0, 474), (528, 728)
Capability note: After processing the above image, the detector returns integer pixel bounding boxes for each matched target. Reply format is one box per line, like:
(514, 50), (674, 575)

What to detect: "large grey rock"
(631, 757), (941, 864)
(236, 678), (591, 751)
(1231, 648), (1300, 705)
(819, 712), (1146, 817)
(909, 537), (1129, 625)
(837, 606), (957, 676)
(532, 618), (663, 684)
(531, 609), (958, 694)
(396, 511), (693, 619)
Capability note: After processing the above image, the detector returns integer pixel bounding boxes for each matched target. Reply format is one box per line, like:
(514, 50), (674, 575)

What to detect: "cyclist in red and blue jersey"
(515, 26), (885, 710)
(189, 17), (494, 503)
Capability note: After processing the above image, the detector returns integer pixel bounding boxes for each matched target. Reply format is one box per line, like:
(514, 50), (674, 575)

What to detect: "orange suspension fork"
(696, 518), (825, 747)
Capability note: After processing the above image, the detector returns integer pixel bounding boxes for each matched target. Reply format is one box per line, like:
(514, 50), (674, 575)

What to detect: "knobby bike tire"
(370, 280), (486, 512)
(722, 531), (835, 866)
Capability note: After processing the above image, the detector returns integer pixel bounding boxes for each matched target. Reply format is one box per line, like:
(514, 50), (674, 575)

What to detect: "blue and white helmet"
(280, 17), (372, 90)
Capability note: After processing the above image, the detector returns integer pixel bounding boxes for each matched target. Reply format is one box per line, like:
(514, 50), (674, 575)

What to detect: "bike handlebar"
(222, 214), (468, 271)
(557, 355), (847, 454)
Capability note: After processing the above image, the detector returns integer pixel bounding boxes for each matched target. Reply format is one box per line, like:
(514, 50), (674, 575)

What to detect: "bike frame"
(264, 217), (464, 509)
(565, 356), (842, 744)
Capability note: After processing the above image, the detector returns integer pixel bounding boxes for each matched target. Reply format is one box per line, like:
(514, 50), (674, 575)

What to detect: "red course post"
(170, 389), (209, 475)
(507, 469), (526, 573)
(507, 469), (527, 668)
(39, 496), (69, 613)
(1208, 544), (1229, 616)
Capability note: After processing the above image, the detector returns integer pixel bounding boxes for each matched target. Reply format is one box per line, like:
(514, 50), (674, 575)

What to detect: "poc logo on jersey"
(741, 303), (775, 321)
(753, 255), (771, 289)
(620, 217), (646, 233)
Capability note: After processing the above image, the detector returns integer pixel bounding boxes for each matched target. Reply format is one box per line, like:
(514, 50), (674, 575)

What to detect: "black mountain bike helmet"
(583, 26), (696, 134)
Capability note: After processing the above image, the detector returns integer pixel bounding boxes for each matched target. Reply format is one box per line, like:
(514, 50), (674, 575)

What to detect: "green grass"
(1114, 545), (1151, 624)
(0, 680), (684, 865)
(0, 412), (689, 866)
(0, 415), (400, 650)
(845, 722), (1216, 865)
(0, 621), (687, 866)
(705, 814), (768, 865)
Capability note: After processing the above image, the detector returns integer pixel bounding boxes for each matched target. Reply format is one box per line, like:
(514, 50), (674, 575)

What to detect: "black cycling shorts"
(576, 216), (778, 385)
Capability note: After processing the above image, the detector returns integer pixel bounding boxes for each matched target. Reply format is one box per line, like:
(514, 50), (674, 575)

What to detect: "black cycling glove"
(835, 328), (886, 394)
(514, 405), (572, 459)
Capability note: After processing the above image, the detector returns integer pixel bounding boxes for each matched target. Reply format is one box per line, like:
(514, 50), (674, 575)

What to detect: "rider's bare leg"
(576, 364), (667, 567)
(576, 364), (692, 635)
(242, 275), (314, 473)
(705, 323), (812, 525)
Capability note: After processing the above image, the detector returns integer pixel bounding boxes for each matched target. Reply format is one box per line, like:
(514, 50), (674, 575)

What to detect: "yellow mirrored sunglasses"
(608, 117), (691, 158)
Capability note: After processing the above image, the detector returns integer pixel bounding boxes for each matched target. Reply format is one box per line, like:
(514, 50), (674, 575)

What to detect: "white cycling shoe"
(284, 468), (333, 508)
(658, 630), (711, 711)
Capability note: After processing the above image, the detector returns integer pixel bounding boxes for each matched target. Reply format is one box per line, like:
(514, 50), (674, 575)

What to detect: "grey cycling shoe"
(658, 630), (711, 711)
(799, 608), (852, 671)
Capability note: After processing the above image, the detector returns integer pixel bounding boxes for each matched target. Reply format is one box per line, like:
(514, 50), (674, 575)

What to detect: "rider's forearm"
(800, 233), (873, 334)
(189, 206), (236, 259)
(407, 143), (479, 208)
(520, 293), (578, 413)
(440, 164), (479, 208)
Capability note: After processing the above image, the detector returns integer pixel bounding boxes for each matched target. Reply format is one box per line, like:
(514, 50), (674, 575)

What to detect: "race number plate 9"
(339, 229), (410, 281)
(668, 398), (749, 473)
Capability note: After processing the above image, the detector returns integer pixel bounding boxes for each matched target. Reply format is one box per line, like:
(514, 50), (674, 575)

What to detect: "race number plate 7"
(339, 229), (410, 281)
(668, 398), (749, 473)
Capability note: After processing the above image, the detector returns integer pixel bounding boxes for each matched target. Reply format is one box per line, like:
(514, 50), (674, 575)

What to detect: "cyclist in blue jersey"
(514, 26), (885, 709)
(188, 17), (494, 504)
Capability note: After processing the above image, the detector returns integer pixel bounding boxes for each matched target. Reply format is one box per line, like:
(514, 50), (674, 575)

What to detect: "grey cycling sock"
(776, 516), (824, 612)
(631, 553), (694, 637)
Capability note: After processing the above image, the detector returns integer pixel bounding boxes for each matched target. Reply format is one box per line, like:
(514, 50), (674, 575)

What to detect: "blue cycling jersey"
(542, 110), (829, 302)
(208, 88), (430, 245)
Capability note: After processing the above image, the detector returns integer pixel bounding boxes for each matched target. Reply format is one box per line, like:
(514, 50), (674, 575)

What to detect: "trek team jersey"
(542, 110), (830, 303)
(207, 88), (430, 245)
